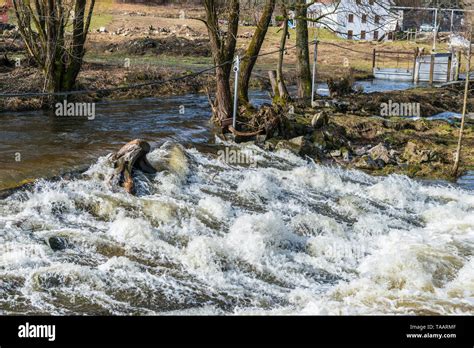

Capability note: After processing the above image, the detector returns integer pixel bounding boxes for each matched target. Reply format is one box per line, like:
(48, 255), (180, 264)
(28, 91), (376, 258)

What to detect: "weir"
(372, 49), (459, 83)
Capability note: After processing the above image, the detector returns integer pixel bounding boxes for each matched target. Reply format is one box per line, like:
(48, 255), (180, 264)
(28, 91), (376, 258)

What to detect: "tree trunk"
(238, 0), (275, 106)
(215, 65), (233, 122)
(203, 0), (239, 128)
(295, 0), (311, 100)
(13, 0), (95, 93)
(62, 0), (88, 91)
(276, 3), (290, 101)
(110, 139), (156, 195)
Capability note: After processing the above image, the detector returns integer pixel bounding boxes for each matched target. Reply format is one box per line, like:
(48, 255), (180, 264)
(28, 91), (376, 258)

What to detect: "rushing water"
(0, 91), (473, 315)
(0, 96), (216, 191)
(0, 91), (269, 190)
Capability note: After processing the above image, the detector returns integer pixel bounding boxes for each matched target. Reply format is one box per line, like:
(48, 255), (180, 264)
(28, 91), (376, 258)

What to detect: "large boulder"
(310, 130), (326, 149)
(276, 136), (316, 156)
(48, 236), (70, 251)
(352, 155), (385, 169)
(368, 143), (392, 164)
(402, 141), (436, 164)
(147, 142), (190, 180)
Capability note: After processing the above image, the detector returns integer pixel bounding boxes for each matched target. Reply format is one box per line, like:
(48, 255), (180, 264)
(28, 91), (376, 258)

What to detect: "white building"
(308, 0), (400, 41)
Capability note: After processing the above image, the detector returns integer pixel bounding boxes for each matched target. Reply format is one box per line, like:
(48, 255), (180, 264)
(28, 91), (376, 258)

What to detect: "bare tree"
(294, 0), (343, 100)
(295, 0), (311, 99)
(199, 0), (239, 128)
(276, 1), (290, 101)
(13, 0), (96, 92)
(238, 0), (276, 106)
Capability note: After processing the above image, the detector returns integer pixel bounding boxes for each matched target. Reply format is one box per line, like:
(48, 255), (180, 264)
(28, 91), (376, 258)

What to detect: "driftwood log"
(110, 139), (156, 194)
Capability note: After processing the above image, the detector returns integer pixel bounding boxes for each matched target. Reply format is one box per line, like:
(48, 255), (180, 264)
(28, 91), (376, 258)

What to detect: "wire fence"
(0, 32), (463, 100)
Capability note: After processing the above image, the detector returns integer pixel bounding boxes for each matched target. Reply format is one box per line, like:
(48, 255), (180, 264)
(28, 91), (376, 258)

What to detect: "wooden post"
(232, 55), (239, 129)
(453, 30), (472, 177)
(429, 54), (435, 84)
(450, 9), (454, 33)
(432, 8), (438, 52)
(372, 49), (376, 70)
(412, 48), (418, 82)
(446, 55), (452, 82)
(311, 40), (318, 106)
(454, 51), (461, 81)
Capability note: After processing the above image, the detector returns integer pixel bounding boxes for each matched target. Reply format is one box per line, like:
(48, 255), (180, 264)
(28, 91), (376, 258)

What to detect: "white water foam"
(0, 142), (473, 315)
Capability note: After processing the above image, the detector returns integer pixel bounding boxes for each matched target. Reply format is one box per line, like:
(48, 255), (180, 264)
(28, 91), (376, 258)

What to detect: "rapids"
(1, 140), (473, 315)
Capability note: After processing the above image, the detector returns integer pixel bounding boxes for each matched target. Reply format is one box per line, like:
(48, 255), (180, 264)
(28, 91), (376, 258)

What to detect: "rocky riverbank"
(327, 83), (474, 118)
(235, 96), (474, 181)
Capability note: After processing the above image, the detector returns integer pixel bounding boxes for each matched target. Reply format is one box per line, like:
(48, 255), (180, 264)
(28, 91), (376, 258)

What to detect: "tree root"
(110, 139), (156, 194)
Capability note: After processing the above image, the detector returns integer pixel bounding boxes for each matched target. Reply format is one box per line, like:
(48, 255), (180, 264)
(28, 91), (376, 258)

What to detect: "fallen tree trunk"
(109, 139), (156, 194)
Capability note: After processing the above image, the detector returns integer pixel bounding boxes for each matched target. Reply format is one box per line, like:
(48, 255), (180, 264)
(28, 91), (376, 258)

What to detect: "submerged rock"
(48, 236), (69, 251)
(148, 142), (190, 180)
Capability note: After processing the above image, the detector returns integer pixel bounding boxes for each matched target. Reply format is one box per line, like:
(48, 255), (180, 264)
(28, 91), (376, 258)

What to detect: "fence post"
(232, 55), (240, 129)
(453, 30), (472, 177)
(372, 49), (376, 70)
(432, 8), (438, 52)
(429, 54), (435, 85)
(446, 55), (452, 82)
(311, 40), (318, 107)
(412, 48), (418, 82)
(450, 9), (454, 33)
(455, 51), (461, 81)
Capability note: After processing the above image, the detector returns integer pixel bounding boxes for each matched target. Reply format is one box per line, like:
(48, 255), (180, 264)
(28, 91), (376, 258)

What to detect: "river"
(0, 91), (473, 315)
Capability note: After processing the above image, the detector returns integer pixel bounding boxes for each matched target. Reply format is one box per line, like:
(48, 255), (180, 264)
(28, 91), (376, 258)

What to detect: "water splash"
(0, 142), (473, 315)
